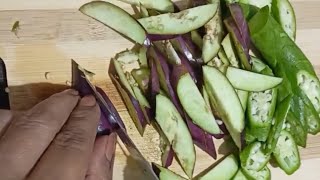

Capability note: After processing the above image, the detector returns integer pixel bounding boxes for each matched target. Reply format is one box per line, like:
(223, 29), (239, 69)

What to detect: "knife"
(0, 58), (10, 109)
(71, 60), (158, 180)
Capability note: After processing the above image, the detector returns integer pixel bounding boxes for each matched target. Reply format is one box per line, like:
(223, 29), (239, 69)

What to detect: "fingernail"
(64, 89), (79, 96)
(80, 95), (96, 106)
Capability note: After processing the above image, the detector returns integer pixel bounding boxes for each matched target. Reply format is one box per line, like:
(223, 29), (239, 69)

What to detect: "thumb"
(86, 133), (117, 180)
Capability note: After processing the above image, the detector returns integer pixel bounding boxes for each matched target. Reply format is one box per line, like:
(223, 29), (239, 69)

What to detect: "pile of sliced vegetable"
(79, 0), (320, 179)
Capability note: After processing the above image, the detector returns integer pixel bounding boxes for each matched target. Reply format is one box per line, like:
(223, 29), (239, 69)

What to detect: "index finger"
(0, 89), (79, 180)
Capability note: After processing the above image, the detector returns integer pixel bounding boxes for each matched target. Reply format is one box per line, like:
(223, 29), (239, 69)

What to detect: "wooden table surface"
(1, 0), (320, 179)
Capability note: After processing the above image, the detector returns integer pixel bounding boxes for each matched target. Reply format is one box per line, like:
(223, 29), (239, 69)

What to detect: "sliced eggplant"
(131, 67), (150, 94)
(194, 154), (239, 180)
(139, 4), (149, 18)
(79, 1), (146, 44)
(203, 66), (244, 148)
(218, 49), (230, 68)
(191, 30), (203, 49)
(224, 17), (251, 70)
(139, 46), (148, 67)
(176, 72), (220, 134)
(155, 94), (196, 178)
(110, 74), (147, 135)
(119, 0), (174, 13)
(115, 50), (139, 64)
(152, 163), (187, 180)
(138, 4), (218, 35)
(226, 67), (283, 92)
(113, 59), (135, 97)
(202, 1), (223, 63)
(237, 90), (249, 111)
(221, 34), (240, 68)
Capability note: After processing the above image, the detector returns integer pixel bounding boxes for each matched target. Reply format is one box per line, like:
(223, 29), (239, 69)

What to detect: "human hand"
(0, 89), (117, 180)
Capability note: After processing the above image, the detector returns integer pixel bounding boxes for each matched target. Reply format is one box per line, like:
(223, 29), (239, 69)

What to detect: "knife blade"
(71, 60), (158, 180)
(0, 58), (10, 109)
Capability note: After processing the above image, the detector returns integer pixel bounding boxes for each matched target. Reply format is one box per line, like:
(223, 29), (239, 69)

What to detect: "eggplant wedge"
(194, 154), (239, 180)
(203, 66), (244, 148)
(138, 4), (218, 35)
(176, 71), (220, 134)
(155, 94), (196, 178)
(80, 1), (146, 44)
(226, 66), (283, 92)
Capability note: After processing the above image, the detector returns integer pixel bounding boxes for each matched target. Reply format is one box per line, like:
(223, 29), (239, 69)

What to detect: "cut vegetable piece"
(149, 58), (160, 117)
(139, 46), (148, 67)
(240, 142), (270, 171)
(229, 3), (251, 50)
(273, 130), (300, 175)
(271, 0), (296, 40)
(221, 34), (240, 68)
(119, 0), (174, 12)
(148, 47), (171, 97)
(242, 166), (271, 180)
(207, 57), (226, 73)
(247, 88), (277, 141)
(157, 124), (174, 168)
(131, 67), (150, 94)
(138, 4), (218, 35)
(224, 17), (251, 70)
(115, 50), (139, 64)
(239, 0), (272, 8)
(152, 163), (187, 180)
(285, 111), (307, 147)
(226, 67), (283, 91)
(191, 30), (203, 49)
(265, 95), (292, 153)
(160, 40), (181, 65)
(186, 119), (217, 159)
(251, 56), (267, 73)
(109, 60), (147, 135)
(113, 59), (135, 97)
(110, 74), (147, 135)
(203, 66), (244, 148)
(194, 154), (239, 180)
(232, 169), (248, 180)
(79, 1), (146, 44)
(237, 90), (248, 111)
(297, 70), (320, 113)
(218, 48), (230, 68)
(155, 94), (196, 178)
(247, 61), (277, 141)
(176, 72), (220, 134)
(172, 35), (203, 65)
(202, 2), (223, 63)
(139, 4), (149, 18)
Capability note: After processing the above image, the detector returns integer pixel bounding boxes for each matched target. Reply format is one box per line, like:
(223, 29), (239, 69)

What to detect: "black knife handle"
(0, 58), (10, 109)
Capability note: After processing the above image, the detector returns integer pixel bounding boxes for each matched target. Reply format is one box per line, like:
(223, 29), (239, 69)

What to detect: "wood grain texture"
(0, 0), (320, 179)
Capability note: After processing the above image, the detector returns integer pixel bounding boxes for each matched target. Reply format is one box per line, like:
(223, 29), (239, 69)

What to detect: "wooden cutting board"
(1, 0), (320, 179)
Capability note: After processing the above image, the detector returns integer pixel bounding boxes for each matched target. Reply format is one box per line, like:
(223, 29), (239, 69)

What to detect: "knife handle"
(0, 58), (10, 109)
